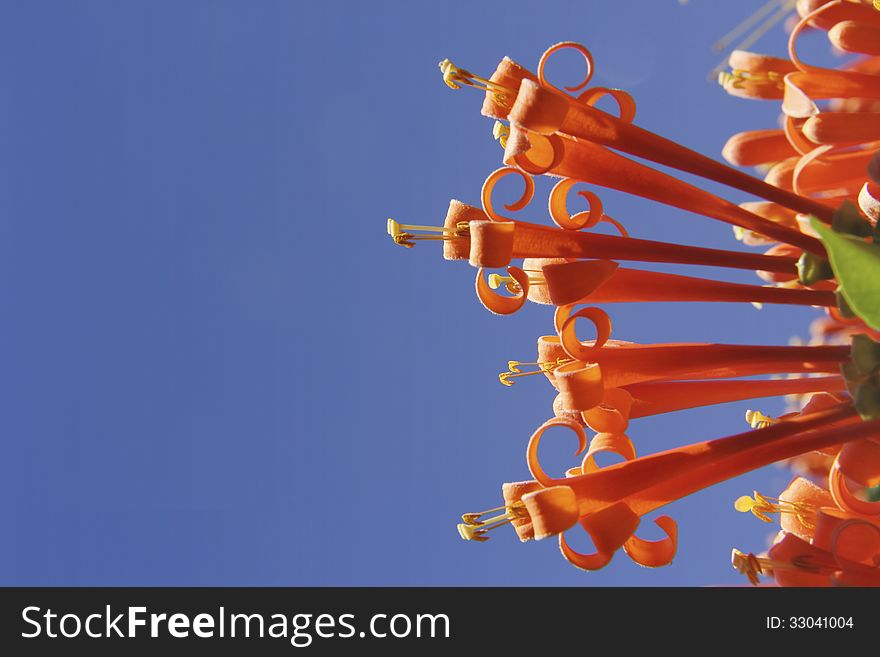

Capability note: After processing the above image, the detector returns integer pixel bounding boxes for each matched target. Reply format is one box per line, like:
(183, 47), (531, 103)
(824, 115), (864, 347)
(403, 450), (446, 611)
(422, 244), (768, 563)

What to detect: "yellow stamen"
(458, 501), (527, 542)
(717, 69), (785, 91)
(493, 121), (509, 150)
(387, 218), (469, 249)
(734, 491), (816, 528)
(731, 548), (766, 586)
(745, 409), (778, 429)
(487, 270), (545, 294)
(438, 59), (515, 107)
(731, 548), (824, 586)
(498, 358), (571, 386)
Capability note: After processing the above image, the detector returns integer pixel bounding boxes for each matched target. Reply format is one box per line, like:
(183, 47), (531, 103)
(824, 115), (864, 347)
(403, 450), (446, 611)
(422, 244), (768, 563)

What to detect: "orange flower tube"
(624, 377), (846, 419)
(552, 306), (850, 386)
(538, 259), (836, 308)
(506, 76), (835, 223)
(502, 126), (826, 254)
(527, 403), (865, 521)
(467, 216), (799, 274)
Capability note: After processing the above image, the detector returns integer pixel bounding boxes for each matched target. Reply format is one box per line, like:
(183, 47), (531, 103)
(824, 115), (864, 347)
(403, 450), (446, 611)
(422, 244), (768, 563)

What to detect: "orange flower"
(396, 19), (880, 584)
(517, 402), (874, 570)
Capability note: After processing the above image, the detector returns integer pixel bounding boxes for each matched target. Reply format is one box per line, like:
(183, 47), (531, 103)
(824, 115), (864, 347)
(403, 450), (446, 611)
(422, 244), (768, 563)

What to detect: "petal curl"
(480, 166), (535, 222)
(475, 266), (529, 315)
(526, 417), (588, 487)
(829, 455), (880, 516)
(581, 387), (633, 434)
(538, 41), (594, 94)
(577, 86), (636, 124)
(580, 432), (636, 474)
(836, 439), (880, 488)
(623, 516), (678, 568)
(559, 533), (613, 571)
(557, 306), (613, 361)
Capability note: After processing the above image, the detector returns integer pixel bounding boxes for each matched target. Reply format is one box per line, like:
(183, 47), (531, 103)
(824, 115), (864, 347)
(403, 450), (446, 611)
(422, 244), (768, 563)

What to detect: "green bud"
(797, 252), (834, 286)
(851, 334), (880, 376)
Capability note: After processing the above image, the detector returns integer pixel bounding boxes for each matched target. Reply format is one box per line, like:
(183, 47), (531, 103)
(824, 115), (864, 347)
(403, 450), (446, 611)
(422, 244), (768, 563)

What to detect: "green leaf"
(811, 216), (880, 331)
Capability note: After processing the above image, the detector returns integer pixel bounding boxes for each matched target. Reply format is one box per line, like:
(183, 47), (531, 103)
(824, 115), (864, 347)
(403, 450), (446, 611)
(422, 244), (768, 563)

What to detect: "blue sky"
(0, 1), (838, 585)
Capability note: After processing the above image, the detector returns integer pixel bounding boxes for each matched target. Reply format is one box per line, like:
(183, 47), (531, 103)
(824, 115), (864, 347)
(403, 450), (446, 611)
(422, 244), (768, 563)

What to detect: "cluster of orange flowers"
(389, 0), (880, 585)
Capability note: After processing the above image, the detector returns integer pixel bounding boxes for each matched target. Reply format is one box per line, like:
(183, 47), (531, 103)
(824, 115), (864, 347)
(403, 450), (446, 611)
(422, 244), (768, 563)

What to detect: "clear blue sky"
(0, 1), (836, 585)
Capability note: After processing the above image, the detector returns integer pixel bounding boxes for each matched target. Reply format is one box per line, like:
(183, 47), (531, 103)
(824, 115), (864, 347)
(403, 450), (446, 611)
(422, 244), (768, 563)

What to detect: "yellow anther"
(458, 502), (526, 542)
(498, 372), (516, 387)
(731, 549), (765, 586)
(487, 270), (544, 293)
(745, 409), (778, 429)
(734, 491), (816, 528)
(498, 358), (572, 386)
(387, 218), (468, 249)
(731, 547), (825, 586)
(493, 121), (509, 149)
(717, 68), (784, 91)
(438, 58), (514, 106)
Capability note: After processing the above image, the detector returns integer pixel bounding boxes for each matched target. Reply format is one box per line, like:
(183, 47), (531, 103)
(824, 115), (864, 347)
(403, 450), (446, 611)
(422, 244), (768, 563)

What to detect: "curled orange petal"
(558, 306), (613, 361)
(829, 455), (880, 517)
(475, 266), (529, 315)
(527, 417), (588, 487)
(504, 127), (566, 176)
(480, 166), (535, 222)
(559, 533), (613, 571)
(581, 387), (633, 434)
(547, 178), (629, 237)
(836, 439), (880, 488)
(538, 41), (594, 94)
(814, 508), (880, 564)
(549, 178), (604, 231)
(783, 116), (819, 156)
(581, 432), (636, 474)
(577, 86), (636, 124)
(623, 516), (678, 568)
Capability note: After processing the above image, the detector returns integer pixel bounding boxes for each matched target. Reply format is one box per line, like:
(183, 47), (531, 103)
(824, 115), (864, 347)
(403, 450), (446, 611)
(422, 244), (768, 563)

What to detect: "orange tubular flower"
(398, 17), (880, 583)
(500, 126), (826, 254)
(533, 258), (836, 308)
(492, 47), (835, 222)
(621, 378), (847, 422)
(522, 404), (876, 570)
(466, 205), (800, 274)
(392, 196), (801, 275)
